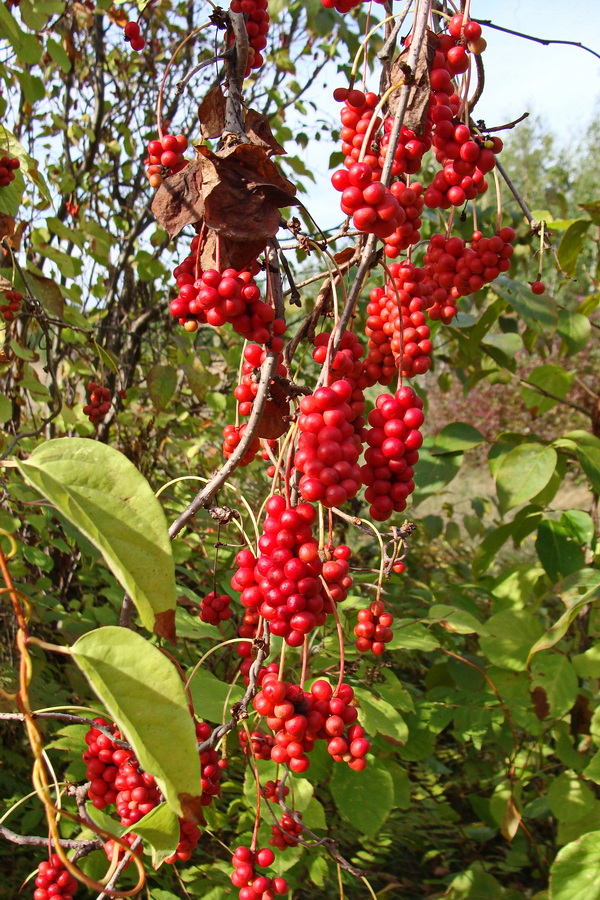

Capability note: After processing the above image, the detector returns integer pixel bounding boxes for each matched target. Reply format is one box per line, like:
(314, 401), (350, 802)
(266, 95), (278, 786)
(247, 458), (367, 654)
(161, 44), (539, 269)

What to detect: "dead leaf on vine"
(106, 4), (129, 26)
(73, 1), (94, 28)
(152, 143), (297, 249)
(200, 228), (267, 274)
(256, 380), (290, 439)
(198, 85), (226, 140)
(531, 685), (550, 720)
(245, 109), (286, 155)
(389, 28), (437, 134)
(0, 215), (15, 241)
(333, 246), (356, 266)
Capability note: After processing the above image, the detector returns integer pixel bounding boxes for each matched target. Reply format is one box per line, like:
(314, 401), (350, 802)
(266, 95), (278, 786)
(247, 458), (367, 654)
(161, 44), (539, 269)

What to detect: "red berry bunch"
(423, 227), (515, 323)
(322, 0), (386, 15)
(364, 263), (433, 383)
(114, 751), (161, 828)
(164, 819), (203, 865)
(0, 154), (20, 187)
(171, 246), (284, 344)
(231, 497), (328, 647)
(33, 854), (78, 900)
(333, 88), (382, 174)
(103, 832), (141, 869)
(333, 161), (406, 239)
(83, 718), (120, 810)
(378, 116), (431, 178)
(229, 0), (270, 74)
(311, 329), (365, 379)
(354, 599), (394, 655)
(238, 728), (275, 760)
(294, 380), (363, 508)
(197, 720), (227, 805)
(230, 845), (288, 899)
(124, 20), (145, 52)
(199, 591), (233, 624)
(0, 289), (22, 322)
(382, 181), (425, 257)
(223, 424), (261, 468)
(83, 382), (112, 425)
(360, 385), (424, 521)
(270, 812), (303, 850)
(235, 343), (288, 416)
(145, 133), (188, 188)
(260, 778), (289, 803)
(253, 675), (368, 773)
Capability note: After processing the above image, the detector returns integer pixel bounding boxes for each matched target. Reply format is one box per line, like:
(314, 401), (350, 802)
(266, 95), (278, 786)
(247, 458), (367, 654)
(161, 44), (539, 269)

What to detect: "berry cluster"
(223, 424), (261, 468)
(295, 380), (363, 508)
(145, 133), (188, 188)
(423, 227), (515, 323)
(171, 246), (285, 344)
(354, 599), (394, 655)
(253, 675), (369, 772)
(230, 845), (288, 899)
(33, 854), (78, 900)
(229, 0), (270, 74)
(199, 590), (233, 624)
(0, 289), (22, 323)
(382, 182), (425, 257)
(260, 778), (289, 803)
(0, 153), (19, 187)
(124, 20), (145, 52)
(270, 812), (303, 850)
(83, 718), (120, 810)
(334, 89), (381, 173)
(378, 116), (431, 179)
(360, 385), (424, 521)
(239, 728), (275, 760)
(83, 382), (112, 425)
(165, 819), (203, 865)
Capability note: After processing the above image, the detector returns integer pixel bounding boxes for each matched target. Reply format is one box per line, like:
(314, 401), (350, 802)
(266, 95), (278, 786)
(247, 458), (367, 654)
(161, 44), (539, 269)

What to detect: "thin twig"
(473, 19), (600, 61)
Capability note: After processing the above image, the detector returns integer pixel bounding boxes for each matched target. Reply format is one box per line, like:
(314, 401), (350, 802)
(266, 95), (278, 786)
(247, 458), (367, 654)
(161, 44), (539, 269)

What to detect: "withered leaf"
(256, 381), (290, 440)
(152, 143), (297, 250)
(245, 109), (286, 156)
(0, 214), (15, 241)
(106, 4), (129, 26)
(531, 685), (550, 720)
(200, 228), (266, 275)
(389, 28), (437, 134)
(199, 85), (227, 140)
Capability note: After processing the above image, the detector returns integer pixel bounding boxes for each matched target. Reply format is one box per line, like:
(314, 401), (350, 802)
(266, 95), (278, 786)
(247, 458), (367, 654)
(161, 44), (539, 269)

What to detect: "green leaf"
(495, 443), (557, 512)
(493, 276), (558, 335)
(577, 444), (600, 494)
(531, 654), (578, 718)
(147, 365), (177, 411)
(446, 867), (506, 899)
(187, 668), (244, 724)
(71, 627), (202, 820)
(557, 218), (592, 277)
(387, 622), (439, 652)
(354, 687), (408, 744)
(411, 442), (463, 504)
(330, 762), (394, 838)
(431, 423), (485, 455)
(561, 510), (595, 547)
(557, 310), (591, 353)
(0, 395), (12, 424)
(16, 438), (177, 639)
(92, 341), (119, 377)
(536, 519), (586, 583)
(548, 771), (595, 822)
(479, 610), (545, 671)
(428, 604), (488, 635)
(522, 365), (573, 415)
(528, 570), (600, 662)
(123, 802), (180, 868)
(26, 271), (65, 320)
(46, 37), (72, 72)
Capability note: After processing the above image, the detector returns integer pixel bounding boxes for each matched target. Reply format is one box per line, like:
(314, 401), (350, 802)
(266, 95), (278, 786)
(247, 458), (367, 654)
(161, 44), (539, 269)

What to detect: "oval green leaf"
(495, 443), (557, 512)
(330, 762), (394, 839)
(72, 626), (202, 822)
(16, 438), (177, 639)
(550, 830), (600, 900)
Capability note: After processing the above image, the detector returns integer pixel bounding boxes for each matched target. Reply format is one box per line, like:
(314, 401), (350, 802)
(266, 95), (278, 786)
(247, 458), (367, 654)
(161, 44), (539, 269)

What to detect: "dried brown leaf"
(245, 109), (286, 155)
(389, 28), (437, 134)
(151, 161), (205, 240)
(0, 214), (15, 241)
(256, 382), (290, 439)
(200, 229), (266, 274)
(198, 85), (227, 140)
(531, 685), (550, 720)
(106, 4), (129, 26)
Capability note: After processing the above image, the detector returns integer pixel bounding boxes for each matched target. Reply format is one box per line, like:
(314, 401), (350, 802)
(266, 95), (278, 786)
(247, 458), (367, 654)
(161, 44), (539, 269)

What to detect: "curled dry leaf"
(245, 109), (286, 155)
(389, 28), (437, 134)
(151, 142), (297, 269)
(256, 380), (290, 440)
(0, 214), (15, 241)
(198, 85), (227, 140)
(200, 228), (267, 274)
(106, 4), (129, 26)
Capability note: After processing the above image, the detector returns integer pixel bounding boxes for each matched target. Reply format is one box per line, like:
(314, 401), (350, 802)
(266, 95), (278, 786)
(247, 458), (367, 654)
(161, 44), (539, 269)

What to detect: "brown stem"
(0, 824), (102, 853)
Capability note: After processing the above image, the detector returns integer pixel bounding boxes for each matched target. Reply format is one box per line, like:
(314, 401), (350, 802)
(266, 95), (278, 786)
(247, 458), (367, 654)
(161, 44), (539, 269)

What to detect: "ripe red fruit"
(530, 280), (546, 295)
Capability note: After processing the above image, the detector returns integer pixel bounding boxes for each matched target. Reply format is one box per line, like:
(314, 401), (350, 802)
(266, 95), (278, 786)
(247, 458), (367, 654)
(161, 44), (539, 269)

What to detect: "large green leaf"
(17, 438), (177, 639)
(527, 570), (600, 663)
(354, 687), (408, 744)
(557, 309), (591, 353)
(549, 831), (600, 900)
(557, 218), (592, 277)
(147, 365), (177, 411)
(522, 365), (573, 415)
(188, 668), (244, 724)
(479, 610), (545, 671)
(431, 423), (485, 455)
(124, 802), (180, 869)
(71, 627), (202, 821)
(536, 519), (586, 583)
(577, 444), (600, 494)
(330, 762), (394, 838)
(493, 276), (558, 335)
(531, 654), (579, 718)
(495, 443), (557, 512)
